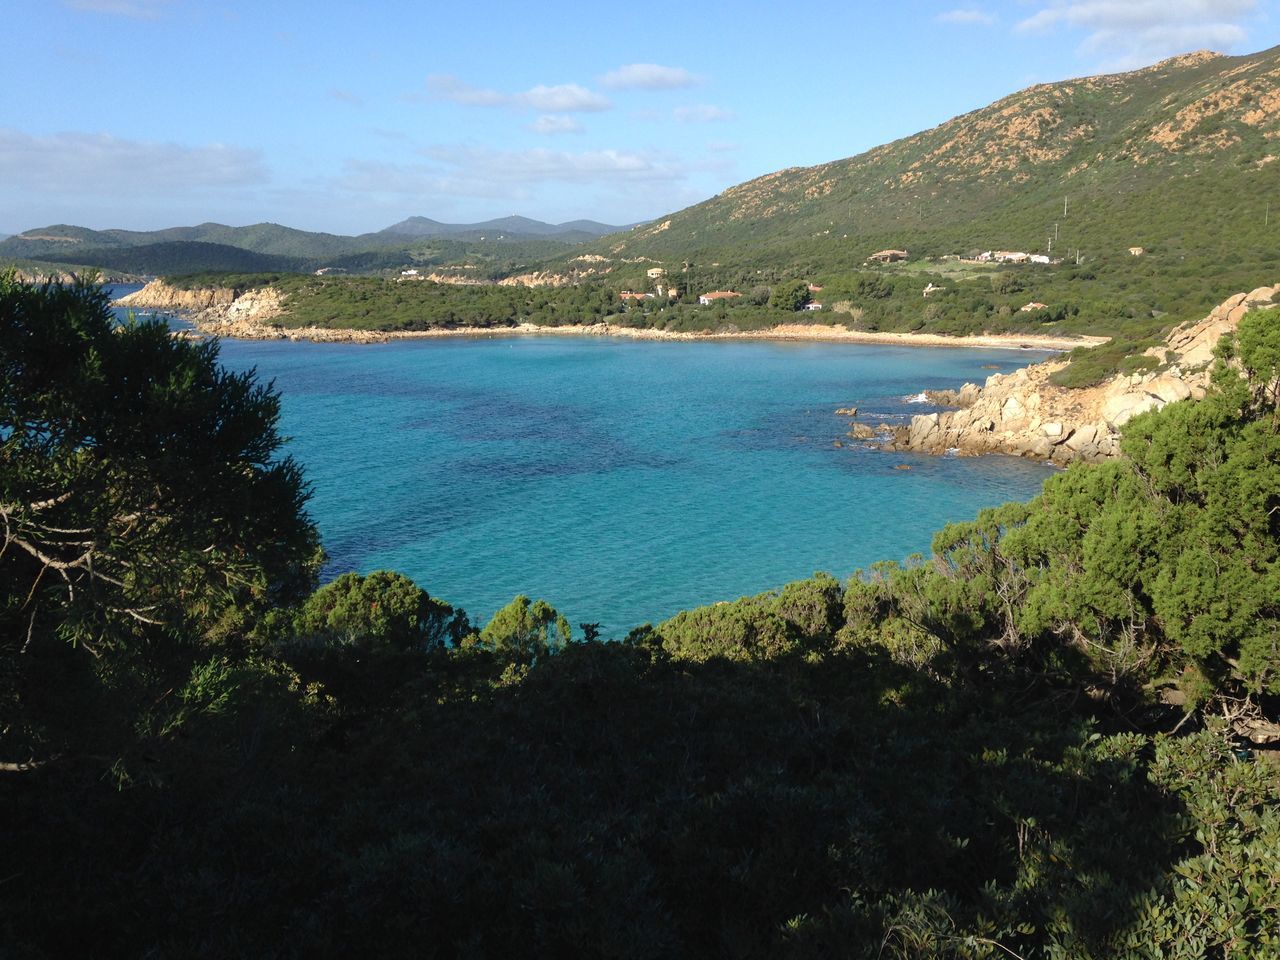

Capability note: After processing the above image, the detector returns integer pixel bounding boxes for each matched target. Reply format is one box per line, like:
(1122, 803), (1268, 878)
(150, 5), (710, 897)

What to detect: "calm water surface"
(114, 286), (1055, 635)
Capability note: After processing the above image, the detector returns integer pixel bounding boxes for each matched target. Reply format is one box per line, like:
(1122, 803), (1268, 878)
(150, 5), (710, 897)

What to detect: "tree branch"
(0, 756), (56, 773)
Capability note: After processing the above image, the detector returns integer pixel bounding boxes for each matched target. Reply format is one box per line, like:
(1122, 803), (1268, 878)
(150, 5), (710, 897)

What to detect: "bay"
(112, 286), (1055, 636)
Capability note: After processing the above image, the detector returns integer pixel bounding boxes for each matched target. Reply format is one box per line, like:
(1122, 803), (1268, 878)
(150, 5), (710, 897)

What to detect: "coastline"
(154, 313), (1107, 352)
(112, 282), (1109, 351)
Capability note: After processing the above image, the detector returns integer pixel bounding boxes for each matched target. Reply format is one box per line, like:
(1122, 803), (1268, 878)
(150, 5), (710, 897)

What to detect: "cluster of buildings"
(617, 279), (827, 311)
(973, 251), (1055, 265)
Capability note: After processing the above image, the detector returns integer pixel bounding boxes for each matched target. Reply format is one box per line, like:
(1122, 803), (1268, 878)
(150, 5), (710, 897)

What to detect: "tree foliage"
(0, 274), (319, 768)
(769, 278), (811, 312)
(289, 570), (469, 652)
(2, 278), (1278, 957)
(471, 593), (571, 661)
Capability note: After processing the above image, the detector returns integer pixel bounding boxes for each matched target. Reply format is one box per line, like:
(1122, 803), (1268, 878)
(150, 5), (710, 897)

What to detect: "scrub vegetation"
(4, 276), (1278, 957)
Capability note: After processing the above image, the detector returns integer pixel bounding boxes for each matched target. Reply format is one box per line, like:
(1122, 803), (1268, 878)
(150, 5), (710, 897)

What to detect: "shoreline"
(146, 311), (1107, 352)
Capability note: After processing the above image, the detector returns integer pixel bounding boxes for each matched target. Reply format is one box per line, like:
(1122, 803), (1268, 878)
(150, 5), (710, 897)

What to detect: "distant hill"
(570, 46), (1280, 284)
(372, 215), (625, 243)
(36, 241), (305, 276)
(0, 215), (623, 276)
(0, 222), (375, 264)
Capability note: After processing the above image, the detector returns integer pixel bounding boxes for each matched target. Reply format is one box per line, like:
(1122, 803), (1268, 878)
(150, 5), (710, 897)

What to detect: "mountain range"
(0, 216), (628, 276)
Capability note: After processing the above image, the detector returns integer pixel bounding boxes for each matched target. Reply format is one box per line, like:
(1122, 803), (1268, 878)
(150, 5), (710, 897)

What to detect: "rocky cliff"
(116, 279), (286, 330)
(877, 285), (1279, 464)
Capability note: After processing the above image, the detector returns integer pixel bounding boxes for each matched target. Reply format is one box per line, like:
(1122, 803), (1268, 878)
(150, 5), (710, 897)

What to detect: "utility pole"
(1054, 222), (1059, 242)
(1063, 197), (1068, 218)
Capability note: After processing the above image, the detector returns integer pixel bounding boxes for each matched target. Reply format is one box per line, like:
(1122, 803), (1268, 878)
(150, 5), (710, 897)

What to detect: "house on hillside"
(698, 291), (741, 306)
(994, 251), (1029, 264)
(1020, 301), (1049, 312)
(803, 302), (823, 311)
(619, 291), (653, 301)
(1029, 254), (1051, 265)
(647, 267), (666, 279)
(866, 249), (909, 264)
(808, 283), (824, 293)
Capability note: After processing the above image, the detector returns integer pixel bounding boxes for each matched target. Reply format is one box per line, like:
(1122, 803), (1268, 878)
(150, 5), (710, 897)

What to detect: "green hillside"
(39, 240), (306, 275)
(585, 49), (1280, 269)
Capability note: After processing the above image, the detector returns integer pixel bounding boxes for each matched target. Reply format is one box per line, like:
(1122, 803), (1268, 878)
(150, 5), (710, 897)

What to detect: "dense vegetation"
(155, 244), (1279, 389)
(2, 278), (1278, 957)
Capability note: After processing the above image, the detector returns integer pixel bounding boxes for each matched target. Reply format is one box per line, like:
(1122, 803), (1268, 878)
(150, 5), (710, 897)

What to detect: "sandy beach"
(169, 315), (1107, 352)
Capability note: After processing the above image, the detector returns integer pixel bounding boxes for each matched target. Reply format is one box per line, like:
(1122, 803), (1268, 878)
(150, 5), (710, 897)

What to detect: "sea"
(110, 285), (1056, 636)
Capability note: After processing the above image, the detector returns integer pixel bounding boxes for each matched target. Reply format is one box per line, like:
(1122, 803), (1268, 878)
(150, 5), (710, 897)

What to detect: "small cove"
(115, 287), (1057, 635)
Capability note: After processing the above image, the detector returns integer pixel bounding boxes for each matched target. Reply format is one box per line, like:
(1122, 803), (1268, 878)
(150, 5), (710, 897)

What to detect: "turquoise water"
(113, 287), (1055, 636)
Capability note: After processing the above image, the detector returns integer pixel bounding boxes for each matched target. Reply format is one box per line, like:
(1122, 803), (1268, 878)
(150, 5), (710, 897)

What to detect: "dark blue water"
(112, 286), (1055, 636)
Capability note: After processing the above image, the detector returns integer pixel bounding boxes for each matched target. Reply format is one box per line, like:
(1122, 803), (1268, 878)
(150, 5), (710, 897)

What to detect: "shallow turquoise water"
(216, 334), (1053, 635)
(113, 287), (1055, 635)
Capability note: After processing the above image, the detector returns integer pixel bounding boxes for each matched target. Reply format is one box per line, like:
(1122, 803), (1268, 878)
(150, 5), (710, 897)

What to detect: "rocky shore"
(870, 285), (1278, 465)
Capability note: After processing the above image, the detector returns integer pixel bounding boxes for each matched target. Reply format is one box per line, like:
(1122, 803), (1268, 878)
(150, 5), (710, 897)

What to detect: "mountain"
(373, 215), (626, 242)
(37, 241), (305, 276)
(580, 47), (1280, 278)
(0, 214), (621, 276)
(0, 222), (370, 263)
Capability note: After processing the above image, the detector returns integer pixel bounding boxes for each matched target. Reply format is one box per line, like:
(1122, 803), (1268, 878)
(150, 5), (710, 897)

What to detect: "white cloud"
(335, 146), (690, 206)
(520, 84), (611, 112)
(423, 75), (509, 107)
(0, 129), (268, 196)
(62, 0), (170, 17)
(425, 75), (611, 113)
(530, 115), (584, 135)
(937, 9), (997, 25)
(673, 104), (736, 123)
(424, 145), (687, 184)
(1017, 0), (1257, 67)
(600, 63), (701, 90)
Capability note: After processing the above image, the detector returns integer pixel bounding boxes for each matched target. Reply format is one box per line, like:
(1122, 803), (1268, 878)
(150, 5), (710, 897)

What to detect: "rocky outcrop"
(116, 279), (288, 336)
(497, 270), (586, 287)
(116, 280), (244, 312)
(881, 285), (1279, 464)
(924, 384), (981, 407)
(11, 269), (140, 284)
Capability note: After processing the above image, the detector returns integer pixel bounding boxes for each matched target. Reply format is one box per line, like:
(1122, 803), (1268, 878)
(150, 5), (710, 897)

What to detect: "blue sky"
(3, 0), (1278, 234)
